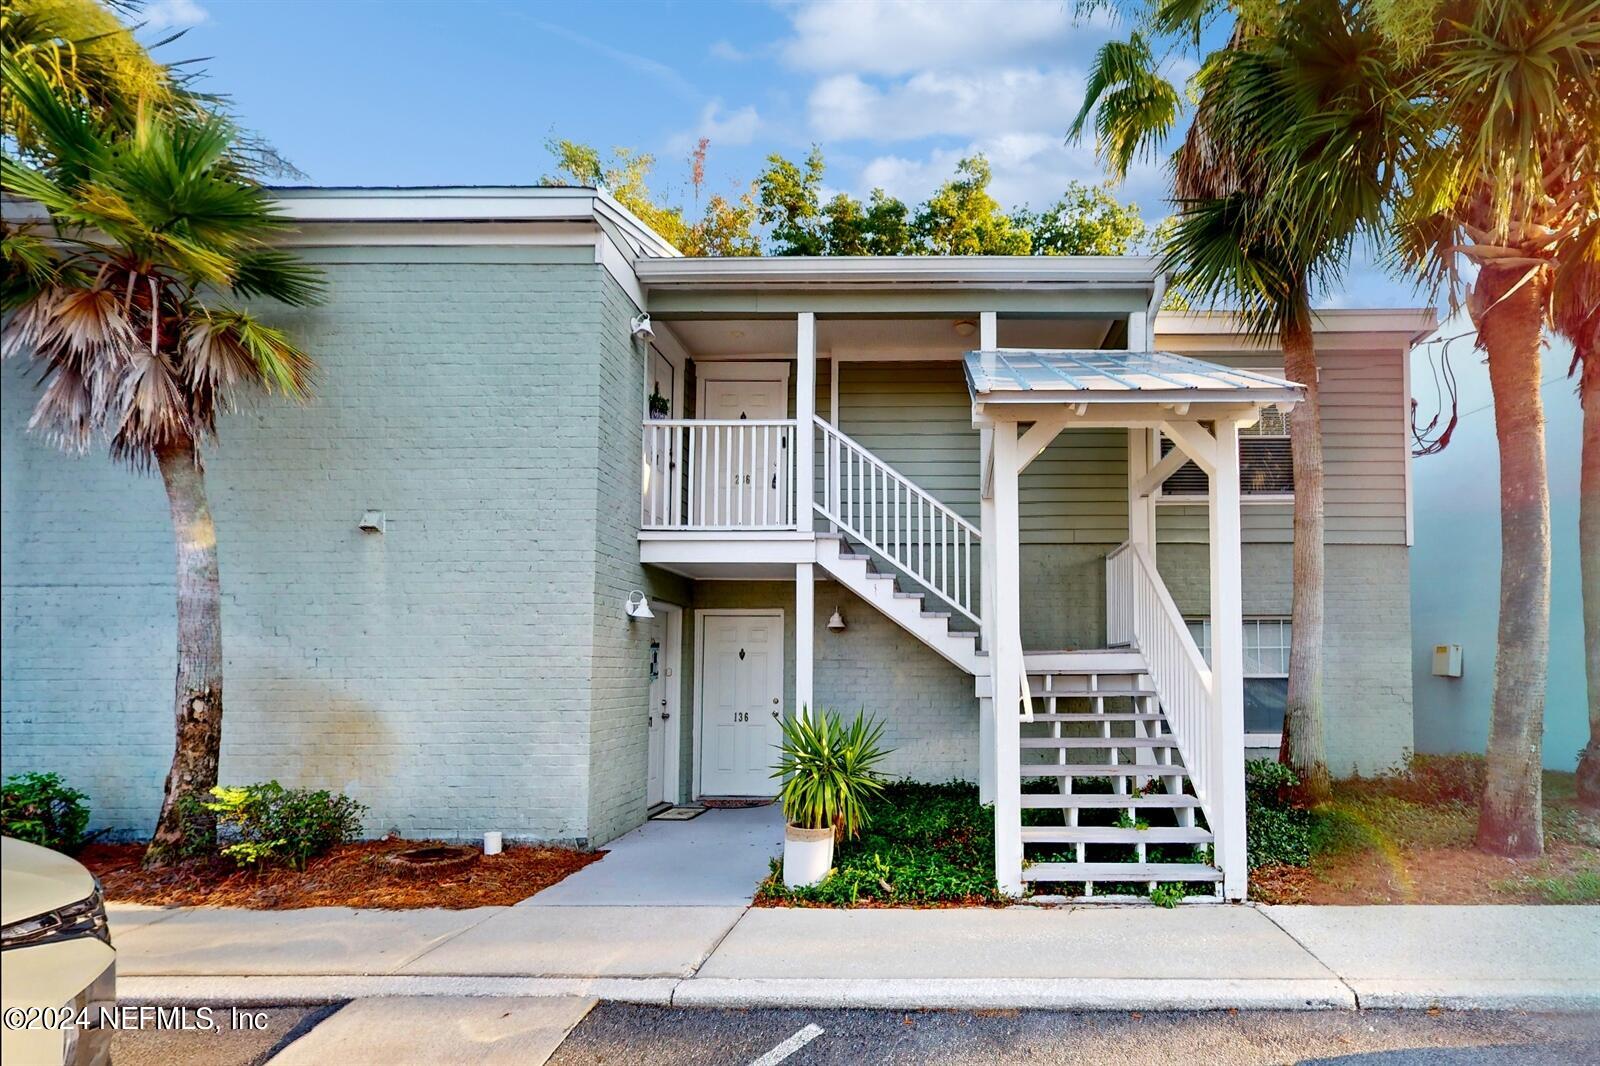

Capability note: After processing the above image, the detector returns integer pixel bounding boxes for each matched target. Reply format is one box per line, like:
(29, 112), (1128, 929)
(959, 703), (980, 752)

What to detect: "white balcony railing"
(641, 419), (798, 530)
(1106, 541), (1216, 811)
(815, 416), (980, 624)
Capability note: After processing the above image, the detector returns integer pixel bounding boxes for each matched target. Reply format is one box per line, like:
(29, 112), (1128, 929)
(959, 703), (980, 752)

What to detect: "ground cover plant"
(758, 781), (1003, 906)
(1250, 755), (1600, 904)
(2, 771), (92, 853)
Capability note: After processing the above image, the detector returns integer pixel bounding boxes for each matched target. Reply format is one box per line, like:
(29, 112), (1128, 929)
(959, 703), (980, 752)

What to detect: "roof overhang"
(966, 349), (1304, 425)
(636, 255), (1162, 291)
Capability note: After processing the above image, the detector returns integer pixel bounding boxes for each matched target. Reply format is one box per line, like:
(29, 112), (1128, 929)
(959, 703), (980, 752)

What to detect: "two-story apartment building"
(0, 188), (1434, 899)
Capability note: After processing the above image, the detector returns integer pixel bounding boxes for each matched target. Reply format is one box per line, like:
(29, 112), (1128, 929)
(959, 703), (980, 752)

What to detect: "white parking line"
(747, 1022), (825, 1066)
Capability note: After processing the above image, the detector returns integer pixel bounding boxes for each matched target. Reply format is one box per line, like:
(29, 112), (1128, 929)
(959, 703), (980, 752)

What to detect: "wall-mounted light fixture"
(631, 313), (655, 342)
(359, 510), (385, 534)
(953, 319), (977, 338)
(625, 590), (655, 620)
(827, 607), (846, 631)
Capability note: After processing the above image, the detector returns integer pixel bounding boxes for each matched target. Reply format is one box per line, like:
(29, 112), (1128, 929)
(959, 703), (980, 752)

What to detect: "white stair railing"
(815, 416), (980, 624)
(1106, 542), (1216, 811)
(642, 419), (798, 530)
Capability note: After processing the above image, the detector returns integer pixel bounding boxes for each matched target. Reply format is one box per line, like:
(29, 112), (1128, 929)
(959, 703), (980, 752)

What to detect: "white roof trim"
(1157, 308), (1438, 336)
(635, 255), (1161, 289)
(266, 186), (682, 258)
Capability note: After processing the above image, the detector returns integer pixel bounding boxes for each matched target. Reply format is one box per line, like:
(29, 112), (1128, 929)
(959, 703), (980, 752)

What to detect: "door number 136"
(734, 712), (749, 723)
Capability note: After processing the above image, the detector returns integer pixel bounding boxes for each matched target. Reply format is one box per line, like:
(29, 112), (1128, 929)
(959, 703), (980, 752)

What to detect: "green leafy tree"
(912, 155), (1032, 255)
(755, 146), (828, 255)
(543, 137), (761, 258)
(1014, 181), (1148, 255)
(1, 67), (325, 864)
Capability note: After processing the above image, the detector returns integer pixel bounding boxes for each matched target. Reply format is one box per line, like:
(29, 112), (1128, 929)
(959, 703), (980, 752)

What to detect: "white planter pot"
(782, 824), (835, 888)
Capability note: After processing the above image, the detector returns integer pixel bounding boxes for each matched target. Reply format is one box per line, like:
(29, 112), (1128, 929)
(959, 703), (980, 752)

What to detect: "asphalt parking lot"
(110, 1002), (1600, 1065)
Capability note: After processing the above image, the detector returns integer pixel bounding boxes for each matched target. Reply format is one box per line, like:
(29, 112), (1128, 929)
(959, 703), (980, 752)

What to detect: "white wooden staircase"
(815, 534), (981, 674)
(1014, 652), (1221, 896)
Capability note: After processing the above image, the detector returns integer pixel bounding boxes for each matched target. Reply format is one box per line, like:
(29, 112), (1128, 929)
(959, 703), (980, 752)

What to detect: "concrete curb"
(117, 975), (677, 1006)
(1349, 981), (1600, 1012)
(669, 977), (1358, 1011)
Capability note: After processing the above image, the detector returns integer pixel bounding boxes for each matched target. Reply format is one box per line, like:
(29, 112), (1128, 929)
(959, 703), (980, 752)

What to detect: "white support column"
(1128, 310), (1149, 352)
(795, 562), (815, 720)
(977, 310), (999, 806)
(1126, 428), (1157, 557)
(796, 313), (817, 531)
(978, 426), (996, 804)
(1208, 418), (1247, 900)
(991, 421), (1023, 896)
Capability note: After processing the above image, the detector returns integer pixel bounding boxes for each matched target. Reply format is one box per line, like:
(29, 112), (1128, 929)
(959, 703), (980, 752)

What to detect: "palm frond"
(231, 249), (326, 306)
(1068, 33), (1182, 180)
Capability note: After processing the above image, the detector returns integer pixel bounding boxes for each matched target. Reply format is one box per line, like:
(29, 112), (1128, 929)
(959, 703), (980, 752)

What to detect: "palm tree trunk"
(144, 438), (225, 866)
(1576, 351), (1600, 811)
(1277, 298), (1331, 799)
(1475, 264), (1551, 857)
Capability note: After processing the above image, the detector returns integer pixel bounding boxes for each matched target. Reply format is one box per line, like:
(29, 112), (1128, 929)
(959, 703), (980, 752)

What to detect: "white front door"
(699, 612), (785, 797)
(699, 379), (787, 527)
(646, 621), (667, 808)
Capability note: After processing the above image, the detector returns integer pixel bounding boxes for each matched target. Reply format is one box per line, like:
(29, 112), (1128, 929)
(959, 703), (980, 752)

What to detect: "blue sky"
(140, 0), (1421, 310)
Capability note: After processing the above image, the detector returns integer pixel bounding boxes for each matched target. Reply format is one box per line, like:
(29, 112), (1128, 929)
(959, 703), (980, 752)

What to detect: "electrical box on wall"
(1432, 644), (1463, 678)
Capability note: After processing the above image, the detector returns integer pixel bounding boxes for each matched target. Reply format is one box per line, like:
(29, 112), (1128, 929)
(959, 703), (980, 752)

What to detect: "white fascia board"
(634, 255), (1163, 290)
(1156, 308), (1440, 339)
(267, 186), (681, 259)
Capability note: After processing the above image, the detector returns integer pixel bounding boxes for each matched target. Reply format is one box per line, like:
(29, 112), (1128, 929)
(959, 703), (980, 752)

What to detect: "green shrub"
(199, 782), (366, 870)
(2, 772), (91, 853)
(1245, 759), (1312, 870)
(761, 781), (1004, 905)
(1149, 883), (1186, 908)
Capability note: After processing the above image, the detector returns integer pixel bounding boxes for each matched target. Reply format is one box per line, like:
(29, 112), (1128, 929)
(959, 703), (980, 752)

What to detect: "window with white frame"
(1186, 617), (1292, 740)
(1159, 396), (1294, 498)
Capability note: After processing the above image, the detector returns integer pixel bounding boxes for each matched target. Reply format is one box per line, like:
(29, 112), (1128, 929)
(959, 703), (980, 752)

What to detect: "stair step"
(1019, 736), (1177, 749)
(1022, 794), (1201, 809)
(1021, 826), (1214, 845)
(1022, 862), (1222, 883)
(1028, 688), (1156, 699)
(1022, 765), (1189, 777)
(1027, 713), (1166, 722)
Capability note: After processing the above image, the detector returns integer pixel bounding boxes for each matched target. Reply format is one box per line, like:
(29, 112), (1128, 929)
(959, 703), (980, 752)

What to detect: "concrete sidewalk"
(110, 903), (1600, 1012)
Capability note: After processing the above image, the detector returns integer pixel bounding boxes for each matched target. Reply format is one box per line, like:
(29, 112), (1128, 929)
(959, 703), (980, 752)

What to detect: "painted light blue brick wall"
(1, 253), (640, 842)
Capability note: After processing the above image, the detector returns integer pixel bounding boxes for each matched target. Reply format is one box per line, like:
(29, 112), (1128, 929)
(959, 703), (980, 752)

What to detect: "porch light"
(625, 591), (654, 621)
(827, 608), (846, 631)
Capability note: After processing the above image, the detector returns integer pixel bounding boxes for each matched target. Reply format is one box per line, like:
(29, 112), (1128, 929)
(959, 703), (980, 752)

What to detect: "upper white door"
(699, 612), (785, 797)
(699, 379), (787, 528)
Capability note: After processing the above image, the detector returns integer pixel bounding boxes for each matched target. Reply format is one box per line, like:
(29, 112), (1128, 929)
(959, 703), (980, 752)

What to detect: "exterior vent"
(1160, 406), (1294, 497)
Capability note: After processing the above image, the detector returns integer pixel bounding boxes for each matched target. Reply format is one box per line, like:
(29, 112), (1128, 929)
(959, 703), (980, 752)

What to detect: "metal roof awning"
(965, 349), (1303, 413)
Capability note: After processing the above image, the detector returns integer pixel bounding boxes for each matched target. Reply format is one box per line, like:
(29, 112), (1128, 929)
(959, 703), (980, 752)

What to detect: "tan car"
(1, 837), (115, 1066)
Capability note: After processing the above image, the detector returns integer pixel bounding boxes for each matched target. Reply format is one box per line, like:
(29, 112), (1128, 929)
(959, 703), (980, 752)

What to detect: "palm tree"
(1, 66), (323, 864)
(1554, 217), (1599, 810)
(1383, 0), (1598, 855)
(1071, 0), (1403, 798)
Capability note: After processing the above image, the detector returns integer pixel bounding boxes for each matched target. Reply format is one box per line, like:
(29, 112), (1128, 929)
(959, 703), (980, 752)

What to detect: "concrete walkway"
(109, 903), (1600, 1012)
(524, 804), (784, 907)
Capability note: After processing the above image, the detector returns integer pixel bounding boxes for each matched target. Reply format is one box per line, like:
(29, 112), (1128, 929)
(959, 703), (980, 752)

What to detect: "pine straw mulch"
(1250, 762), (1600, 905)
(81, 838), (604, 910)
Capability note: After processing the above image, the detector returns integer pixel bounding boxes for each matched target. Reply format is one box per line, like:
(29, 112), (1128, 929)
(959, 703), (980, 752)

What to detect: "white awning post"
(796, 562), (814, 721)
(977, 312), (998, 805)
(991, 420), (1024, 896)
(1208, 418), (1248, 900)
(796, 312), (816, 531)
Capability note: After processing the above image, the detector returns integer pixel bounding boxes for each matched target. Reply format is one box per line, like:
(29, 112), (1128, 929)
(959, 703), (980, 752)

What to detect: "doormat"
(701, 798), (775, 809)
(649, 806), (707, 821)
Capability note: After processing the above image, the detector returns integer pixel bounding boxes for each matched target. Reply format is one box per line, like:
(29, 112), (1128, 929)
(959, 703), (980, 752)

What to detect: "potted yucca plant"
(771, 709), (889, 888)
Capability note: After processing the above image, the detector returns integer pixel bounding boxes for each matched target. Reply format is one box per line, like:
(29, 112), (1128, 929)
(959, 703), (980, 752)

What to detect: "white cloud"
(141, 0), (209, 30)
(709, 39), (747, 61)
(666, 100), (763, 154)
(780, 0), (1099, 75)
(809, 68), (1086, 142)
